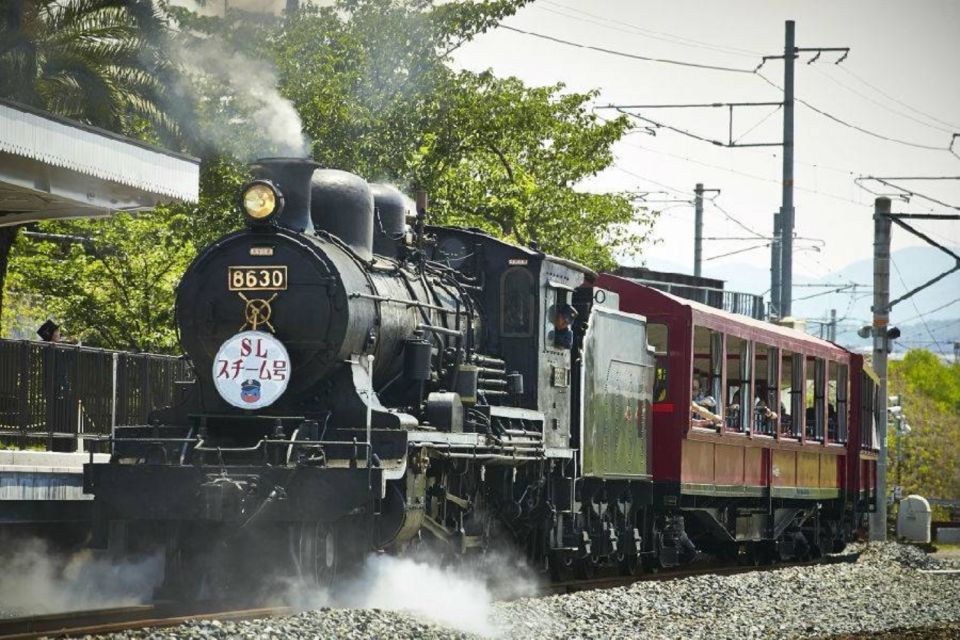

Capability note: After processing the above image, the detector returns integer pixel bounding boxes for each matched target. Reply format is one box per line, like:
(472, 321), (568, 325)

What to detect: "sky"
(450, 0), (960, 290)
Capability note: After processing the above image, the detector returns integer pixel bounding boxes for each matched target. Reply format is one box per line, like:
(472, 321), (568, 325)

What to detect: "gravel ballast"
(80, 542), (960, 640)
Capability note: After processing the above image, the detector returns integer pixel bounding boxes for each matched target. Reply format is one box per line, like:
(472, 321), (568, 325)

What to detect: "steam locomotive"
(83, 157), (879, 596)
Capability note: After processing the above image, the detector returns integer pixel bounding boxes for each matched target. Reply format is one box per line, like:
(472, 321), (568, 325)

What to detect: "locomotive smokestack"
(249, 157), (319, 233)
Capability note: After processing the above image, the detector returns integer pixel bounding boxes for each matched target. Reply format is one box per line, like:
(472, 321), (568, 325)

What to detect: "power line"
(709, 199), (765, 238)
(891, 258), (946, 355)
(897, 297), (960, 324)
(857, 176), (960, 211)
(835, 65), (960, 131)
(497, 25), (757, 74)
(705, 242), (770, 262)
(499, 22), (957, 156)
(609, 162), (693, 197)
(810, 66), (956, 135)
(618, 109), (727, 146)
(732, 105), (783, 143)
(756, 72), (953, 152)
(617, 138), (864, 205)
(539, 0), (765, 58)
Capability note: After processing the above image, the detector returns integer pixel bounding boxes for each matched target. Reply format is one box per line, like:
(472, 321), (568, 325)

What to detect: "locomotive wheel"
(618, 552), (643, 577)
(548, 550), (576, 582)
(575, 555), (600, 580)
(291, 521), (338, 588)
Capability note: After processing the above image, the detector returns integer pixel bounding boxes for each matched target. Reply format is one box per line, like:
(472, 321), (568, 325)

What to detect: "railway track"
(0, 604), (290, 640)
(542, 551), (862, 597)
(0, 552), (861, 639)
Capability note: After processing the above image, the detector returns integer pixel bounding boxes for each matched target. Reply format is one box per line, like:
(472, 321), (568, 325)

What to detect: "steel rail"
(0, 604), (289, 640)
(537, 551), (862, 598)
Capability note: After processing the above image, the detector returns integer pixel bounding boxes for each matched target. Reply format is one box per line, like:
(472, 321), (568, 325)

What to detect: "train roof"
(428, 224), (596, 278)
(598, 273), (851, 361)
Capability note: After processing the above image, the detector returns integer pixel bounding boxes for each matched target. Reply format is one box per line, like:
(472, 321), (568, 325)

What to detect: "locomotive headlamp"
(241, 181), (283, 223)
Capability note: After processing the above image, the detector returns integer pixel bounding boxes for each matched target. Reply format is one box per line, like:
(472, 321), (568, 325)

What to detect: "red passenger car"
(597, 274), (880, 559)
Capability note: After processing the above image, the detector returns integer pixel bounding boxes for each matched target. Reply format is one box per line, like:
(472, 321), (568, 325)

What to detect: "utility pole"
(779, 20), (796, 318)
(829, 308), (837, 342)
(770, 212), (781, 320)
(693, 183), (720, 278)
(870, 196), (892, 541)
(761, 21), (848, 319)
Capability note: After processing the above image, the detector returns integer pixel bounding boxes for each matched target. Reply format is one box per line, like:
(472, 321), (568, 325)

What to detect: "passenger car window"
(725, 335), (749, 432)
(833, 363), (848, 443)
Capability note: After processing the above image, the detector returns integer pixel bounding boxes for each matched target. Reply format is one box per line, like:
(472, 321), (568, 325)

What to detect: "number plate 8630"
(228, 266), (288, 291)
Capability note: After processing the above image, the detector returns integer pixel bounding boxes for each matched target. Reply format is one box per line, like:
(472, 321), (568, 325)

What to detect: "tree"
(7, 210), (197, 352)
(0, 0), (173, 135)
(888, 350), (960, 518)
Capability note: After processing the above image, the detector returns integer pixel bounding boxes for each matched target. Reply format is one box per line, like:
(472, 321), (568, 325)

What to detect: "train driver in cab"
(551, 303), (577, 349)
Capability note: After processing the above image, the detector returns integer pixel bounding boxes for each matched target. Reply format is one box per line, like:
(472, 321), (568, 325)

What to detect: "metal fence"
(0, 339), (193, 451)
(629, 280), (766, 321)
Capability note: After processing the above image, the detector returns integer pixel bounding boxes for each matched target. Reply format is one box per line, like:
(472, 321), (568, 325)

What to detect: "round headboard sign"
(212, 330), (290, 409)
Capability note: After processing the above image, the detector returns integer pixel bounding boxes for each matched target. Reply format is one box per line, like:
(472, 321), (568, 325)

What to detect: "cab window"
(500, 267), (534, 337)
(648, 323), (668, 402)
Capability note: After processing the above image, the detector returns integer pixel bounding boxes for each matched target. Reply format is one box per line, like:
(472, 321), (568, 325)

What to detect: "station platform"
(0, 450), (108, 524)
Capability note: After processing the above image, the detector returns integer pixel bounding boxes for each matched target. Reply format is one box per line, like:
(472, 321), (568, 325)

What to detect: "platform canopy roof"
(0, 99), (199, 227)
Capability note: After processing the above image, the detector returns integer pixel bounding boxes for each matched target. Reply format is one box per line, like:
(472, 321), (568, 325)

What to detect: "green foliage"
(888, 350), (960, 514)
(892, 349), (960, 412)
(7, 210), (196, 352)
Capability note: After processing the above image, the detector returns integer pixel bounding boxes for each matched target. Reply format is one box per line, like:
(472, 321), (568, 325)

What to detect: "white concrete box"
(897, 495), (931, 543)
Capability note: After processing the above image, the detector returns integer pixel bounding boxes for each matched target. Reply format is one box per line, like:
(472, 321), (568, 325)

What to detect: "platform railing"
(0, 339), (193, 451)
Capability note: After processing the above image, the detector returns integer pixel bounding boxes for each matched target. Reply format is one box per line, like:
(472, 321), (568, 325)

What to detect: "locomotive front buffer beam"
(83, 462), (383, 548)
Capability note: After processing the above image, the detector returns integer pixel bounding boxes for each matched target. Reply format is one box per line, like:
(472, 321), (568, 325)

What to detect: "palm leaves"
(0, 0), (177, 139)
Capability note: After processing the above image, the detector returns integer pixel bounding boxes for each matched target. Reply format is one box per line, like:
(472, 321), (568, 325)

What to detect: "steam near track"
(23, 543), (960, 640)
(0, 538), (161, 618)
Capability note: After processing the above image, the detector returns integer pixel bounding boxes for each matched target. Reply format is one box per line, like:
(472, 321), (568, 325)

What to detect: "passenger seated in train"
(691, 378), (722, 427)
(828, 403), (838, 440)
(753, 383), (778, 433)
(550, 303), (577, 349)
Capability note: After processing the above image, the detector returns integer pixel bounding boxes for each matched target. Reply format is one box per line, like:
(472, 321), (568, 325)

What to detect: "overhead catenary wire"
(704, 242), (771, 262)
(755, 72), (953, 152)
(595, 112), (866, 205)
(731, 104), (783, 144)
(835, 65), (960, 131)
(497, 25), (758, 74)
(709, 199), (765, 238)
(810, 66), (957, 135)
(891, 258), (947, 356)
(616, 138), (865, 205)
(497, 24), (957, 154)
(539, 0), (765, 58)
(897, 297), (960, 324)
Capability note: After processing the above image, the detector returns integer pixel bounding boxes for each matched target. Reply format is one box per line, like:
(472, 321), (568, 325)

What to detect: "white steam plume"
(169, 35), (310, 159)
(280, 551), (538, 637)
(0, 538), (162, 616)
